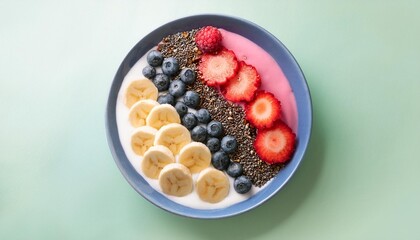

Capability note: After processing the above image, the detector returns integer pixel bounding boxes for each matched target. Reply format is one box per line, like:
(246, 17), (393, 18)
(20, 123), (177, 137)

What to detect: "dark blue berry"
(226, 162), (243, 178)
(207, 120), (223, 138)
(191, 125), (207, 143)
(180, 68), (196, 85)
(162, 57), (179, 76)
(221, 135), (237, 154)
(147, 50), (163, 67)
(183, 91), (200, 109)
(174, 101), (188, 117)
(206, 137), (220, 153)
(168, 79), (186, 98)
(153, 73), (170, 91)
(195, 109), (211, 124)
(234, 175), (252, 194)
(142, 65), (156, 79)
(181, 113), (198, 130)
(157, 94), (175, 106)
(211, 151), (230, 170)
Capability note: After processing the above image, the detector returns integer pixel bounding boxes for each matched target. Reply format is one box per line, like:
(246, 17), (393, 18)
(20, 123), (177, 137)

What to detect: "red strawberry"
(245, 91), (281, 129)
(222, 61), (261, 102)
(195, 26), (223, 53)
(254, 121), (296, 164)
(198, 49), (239, 87)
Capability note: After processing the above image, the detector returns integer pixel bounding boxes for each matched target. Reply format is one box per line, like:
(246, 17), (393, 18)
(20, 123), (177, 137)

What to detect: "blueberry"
(142, 65), (156, 79)
(183, 91), (200, 109)
(181, 113), (198, 130)
(206, 137), (220, 153)
(234, 175), (252, 194)
(180, 68), (196, 85)
(153, 73), (170, 92)
(168, 79), (186, 98)
(207, 120), (223, 138)
(147, 50), (163, 67)
(227, 162), (243, 178)
(221, 135), (237, 154)
(157, 94), (175, 106)
(195, 108), (211, 124)
(162, 57), (179, 76)
(211, 151), (230, 170)
(174, 101), (188, 117)
(191, 125), (207, 143)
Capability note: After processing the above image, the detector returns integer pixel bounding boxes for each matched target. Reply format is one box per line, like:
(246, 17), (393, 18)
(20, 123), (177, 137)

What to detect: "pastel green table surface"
(1, 1), (419, 239)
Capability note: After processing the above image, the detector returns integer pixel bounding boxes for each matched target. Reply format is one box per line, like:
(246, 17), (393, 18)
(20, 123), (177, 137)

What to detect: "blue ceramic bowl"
(106, 14), (312, 219)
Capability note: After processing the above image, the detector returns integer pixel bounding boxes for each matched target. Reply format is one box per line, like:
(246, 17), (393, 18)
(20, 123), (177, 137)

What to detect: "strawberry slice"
(222, 61), (261, 102)
(254, 121), (296, 164)
(245, 91), (281, 129)
(198, 48), (239, 86)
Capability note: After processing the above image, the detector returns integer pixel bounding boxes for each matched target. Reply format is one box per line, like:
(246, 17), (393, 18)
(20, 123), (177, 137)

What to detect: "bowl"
(106, 14), (312, 219)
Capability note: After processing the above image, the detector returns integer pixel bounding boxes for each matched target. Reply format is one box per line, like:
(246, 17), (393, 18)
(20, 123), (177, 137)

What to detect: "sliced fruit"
(178, 142), (211, 174)
(196, 168), (229, 203)
(141, 145), (175, 179)
(129, 100), (159, 128)
(222, 61), (261, 102)
(245, 91), (282, 129)
(146, 104), (181, 130)
(154, 123), (191, 155)
(125, 79), (158, 108)
(254, 121), (296, 164)
(131, 126), (157, 156)
(159, 163), (193, 197)
(198, 48), (239, 86)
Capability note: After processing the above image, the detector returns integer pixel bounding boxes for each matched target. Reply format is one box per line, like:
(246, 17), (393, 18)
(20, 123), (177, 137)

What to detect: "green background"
(1, 0), (419, 239)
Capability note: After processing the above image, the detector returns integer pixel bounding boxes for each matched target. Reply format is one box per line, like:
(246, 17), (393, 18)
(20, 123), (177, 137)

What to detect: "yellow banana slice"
(146, 104), (181, 130)
(159, 163), (193, 197)
(125, 79), (158, 108)
(178, 142), (211, 174)
(154, 123), (191, 155)
(141, 145), (175, 179)
(131, 126), (157, 156)
(196, 168), (230, 203)
(129, 99), (159, 128)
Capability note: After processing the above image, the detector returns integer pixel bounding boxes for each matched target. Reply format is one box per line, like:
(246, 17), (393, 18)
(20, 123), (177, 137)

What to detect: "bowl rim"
(106, 14), (312, 219)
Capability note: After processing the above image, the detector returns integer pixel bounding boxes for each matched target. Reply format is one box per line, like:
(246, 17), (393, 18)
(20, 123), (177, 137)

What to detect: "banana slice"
(142, 145), (175, 179)
(129, 100), (159, 128)
(131, 126), (157, 156)
(178, 142), (211, 174)
(125, 79), (158, 108)
(159, 163), (193, 197)
(146, 104), (181, 130)
(154, 123), (191, 155)
(196, 168), (230, 203)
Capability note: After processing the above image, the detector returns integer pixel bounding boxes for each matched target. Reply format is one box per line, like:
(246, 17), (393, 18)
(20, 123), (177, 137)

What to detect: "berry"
(245, 91), (282, 129)
(254, 121), (296, 164)
(221, 135), (237, 154)
(211, 151), (230, 170)
(183, 91), (200, 109)
(174, 101), (188, 117)
(161, 57), (179, 76)
(226, 162), (243, 178)
(207, 120), (223, 138)
(195, 26), (223, 53)
(223, 61), (261, 102)
(195, 108), (211, 124)
(142, 65), (156, 79)
(157, 94), (175, 106)
(147, 50), (163, 67)
(180, 68), (196, 85)
(168, 79), (186, 98)
(198, 49), (239, 86)
(153, 73), (170, 92)
(206, 137), (221, 153)
(191, 125), (207, 143)
(181, 113), (198, 130)
(234, 175), (252, 194)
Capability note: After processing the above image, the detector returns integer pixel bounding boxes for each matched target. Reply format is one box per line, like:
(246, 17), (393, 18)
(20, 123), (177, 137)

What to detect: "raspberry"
(195, 26), (223, 53)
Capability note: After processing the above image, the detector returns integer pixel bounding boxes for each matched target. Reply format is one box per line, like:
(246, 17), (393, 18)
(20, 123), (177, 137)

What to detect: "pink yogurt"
(219, 29), (298, 132)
